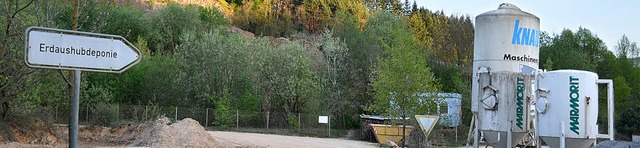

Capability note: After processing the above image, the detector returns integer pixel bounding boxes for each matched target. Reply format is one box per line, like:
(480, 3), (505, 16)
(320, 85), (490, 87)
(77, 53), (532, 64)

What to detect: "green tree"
(408, 12), (431, 48)
(100, 5), (148, 42)
(614, 35), (640, 96)
(319, 29), (352, 127)
(367, 11), (439, 147)
(539, 28), (606, 72)
(176, 29), (253, 108)
(615, 35), (639, 58)
(1, 0), (69, 119)
(613, 77), (631, 116)
(147, 3), (201, 53)
(331, 12), (373, 114)
(617, 102), (640, 139)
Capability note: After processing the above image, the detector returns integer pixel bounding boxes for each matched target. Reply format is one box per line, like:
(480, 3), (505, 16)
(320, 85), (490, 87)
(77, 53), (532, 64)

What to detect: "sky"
(414, 0), (639, 52)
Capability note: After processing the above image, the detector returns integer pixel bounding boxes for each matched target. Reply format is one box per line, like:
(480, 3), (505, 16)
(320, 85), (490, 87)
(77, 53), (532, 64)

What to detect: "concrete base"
(633, 135), (640, 142)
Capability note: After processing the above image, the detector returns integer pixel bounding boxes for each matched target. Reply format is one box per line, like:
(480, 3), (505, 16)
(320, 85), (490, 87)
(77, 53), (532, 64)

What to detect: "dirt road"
(209, 131), (378, 148)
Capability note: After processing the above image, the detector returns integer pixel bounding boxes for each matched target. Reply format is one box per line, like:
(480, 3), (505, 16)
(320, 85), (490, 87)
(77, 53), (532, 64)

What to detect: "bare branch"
(10, 0), (34, 20)
(58, 69), (72, 86)
(12, 69), (49, 96)
(0, 68), (36, 92)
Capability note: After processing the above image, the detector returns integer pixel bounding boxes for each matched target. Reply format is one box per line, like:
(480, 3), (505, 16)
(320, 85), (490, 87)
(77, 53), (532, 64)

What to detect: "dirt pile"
(50, 117), (220, 147)
(128, 117), (220, 147)
(0, 117), (57, 145)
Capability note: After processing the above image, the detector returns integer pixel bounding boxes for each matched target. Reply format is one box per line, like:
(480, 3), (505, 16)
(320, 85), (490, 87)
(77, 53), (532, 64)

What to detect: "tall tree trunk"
(68, 0), (79, 114)
(1, 101), (8, 120)
(402, 113), (406, 147)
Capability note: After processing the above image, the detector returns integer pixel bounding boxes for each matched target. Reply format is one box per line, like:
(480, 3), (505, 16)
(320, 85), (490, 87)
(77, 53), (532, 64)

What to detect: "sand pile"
(128, 117), (220, 147)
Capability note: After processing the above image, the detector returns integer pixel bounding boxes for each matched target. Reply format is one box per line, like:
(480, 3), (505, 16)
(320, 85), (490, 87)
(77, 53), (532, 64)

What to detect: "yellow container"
(370, 124), (414, 144)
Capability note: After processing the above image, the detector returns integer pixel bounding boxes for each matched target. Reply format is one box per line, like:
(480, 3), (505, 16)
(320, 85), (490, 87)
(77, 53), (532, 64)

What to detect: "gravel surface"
(595, 140), (640, 148)
(209, 131), (377, 148)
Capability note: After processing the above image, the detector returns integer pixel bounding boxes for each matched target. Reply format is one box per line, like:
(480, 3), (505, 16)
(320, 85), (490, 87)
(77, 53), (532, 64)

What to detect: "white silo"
(536, 70), (614, 148)
(471, 3), (540, 148)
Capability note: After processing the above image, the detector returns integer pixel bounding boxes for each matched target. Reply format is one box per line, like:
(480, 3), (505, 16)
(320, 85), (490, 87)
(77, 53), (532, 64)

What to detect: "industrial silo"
(536, 70), (614, 148)
(471, 3), (540, 148)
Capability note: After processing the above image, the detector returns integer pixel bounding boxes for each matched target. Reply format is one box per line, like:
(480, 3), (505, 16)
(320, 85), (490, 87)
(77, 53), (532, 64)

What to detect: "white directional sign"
(25, 27), (141, 73)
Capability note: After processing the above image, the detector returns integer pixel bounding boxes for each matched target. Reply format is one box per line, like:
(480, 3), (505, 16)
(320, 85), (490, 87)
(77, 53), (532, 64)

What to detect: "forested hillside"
(1, 0), (638, 141)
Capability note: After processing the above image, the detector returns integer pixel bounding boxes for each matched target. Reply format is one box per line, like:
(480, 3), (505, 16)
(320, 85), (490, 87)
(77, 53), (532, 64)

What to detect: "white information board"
(318, 116), (328, 124)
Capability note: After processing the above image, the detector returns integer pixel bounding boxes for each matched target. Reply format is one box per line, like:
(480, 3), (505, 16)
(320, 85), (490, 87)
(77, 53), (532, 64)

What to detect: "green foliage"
(613, 76), (631, 114)
(147, 3), (202, 53)
(198, 6), (230, 28)
(331, 12), (372, 113)
(81, 79), (116, 105)
(543, 57), (554, 70)
(8, 1), (640, 141)
(176, 29), (253, 107)
(15, 71), (67, 109)
(214, 95), (234, 127)
(101, 6), (149, 42)
(232, 93), (261, 111)
(541, 31), (640, 138)
(540, 28), (606, 71)
(615, 35), (639, 58)
(136, 36), (152, 59)
(617, 102), (640, 138)
(254, 39), (322, 114)
(367, 11), (440, 118)
(287, 114), (301, 130)
(319, 30), (350, 114)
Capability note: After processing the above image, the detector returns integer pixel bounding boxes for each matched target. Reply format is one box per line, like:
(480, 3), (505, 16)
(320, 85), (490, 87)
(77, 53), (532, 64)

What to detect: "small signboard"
(415, 115), (440, 137)
(318, 116), (329, 123)
(24, 27), (141, 73)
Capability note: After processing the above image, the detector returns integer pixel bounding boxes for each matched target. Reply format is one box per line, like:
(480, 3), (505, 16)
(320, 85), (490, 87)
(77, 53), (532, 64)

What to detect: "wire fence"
(46, 103), (342, 138)
(40, 103), (467, 146)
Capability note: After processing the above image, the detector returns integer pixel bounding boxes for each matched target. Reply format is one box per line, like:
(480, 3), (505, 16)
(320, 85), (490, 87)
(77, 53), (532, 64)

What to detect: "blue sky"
(414, 0), (639, 52)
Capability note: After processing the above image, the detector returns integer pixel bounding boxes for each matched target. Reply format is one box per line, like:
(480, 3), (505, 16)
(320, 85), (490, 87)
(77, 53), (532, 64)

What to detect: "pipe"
(535, 69), (541, 148)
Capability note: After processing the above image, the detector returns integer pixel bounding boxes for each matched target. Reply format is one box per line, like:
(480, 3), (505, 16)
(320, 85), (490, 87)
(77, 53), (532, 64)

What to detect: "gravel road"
(209, 131), (378, 148)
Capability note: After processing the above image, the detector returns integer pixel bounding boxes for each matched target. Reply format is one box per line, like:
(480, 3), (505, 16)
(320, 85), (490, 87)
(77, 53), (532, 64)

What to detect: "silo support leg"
(560, 121), (565, 148)
(466, 115), (476, 148)
(507, 123), (512, 147)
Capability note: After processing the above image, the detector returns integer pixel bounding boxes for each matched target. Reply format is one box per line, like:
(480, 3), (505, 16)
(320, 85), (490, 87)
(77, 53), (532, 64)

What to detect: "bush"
(214, 96), (234, 127)
(102, 5), (149, 42)
(90, 103), (118, 126)
(198, 6), (229, 28)
(617, 102), (640, 140)
(147, 3), (201, 53)
(287, 114), (301, 130)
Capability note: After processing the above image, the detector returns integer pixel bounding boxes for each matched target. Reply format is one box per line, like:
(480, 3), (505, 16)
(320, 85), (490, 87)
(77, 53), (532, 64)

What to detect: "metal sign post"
(70, 70), (80, 147)
(24, 27), (141, 148)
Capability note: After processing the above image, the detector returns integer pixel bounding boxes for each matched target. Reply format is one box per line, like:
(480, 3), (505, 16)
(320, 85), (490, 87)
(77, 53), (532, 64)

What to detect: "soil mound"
(128, 117), (220, 147)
